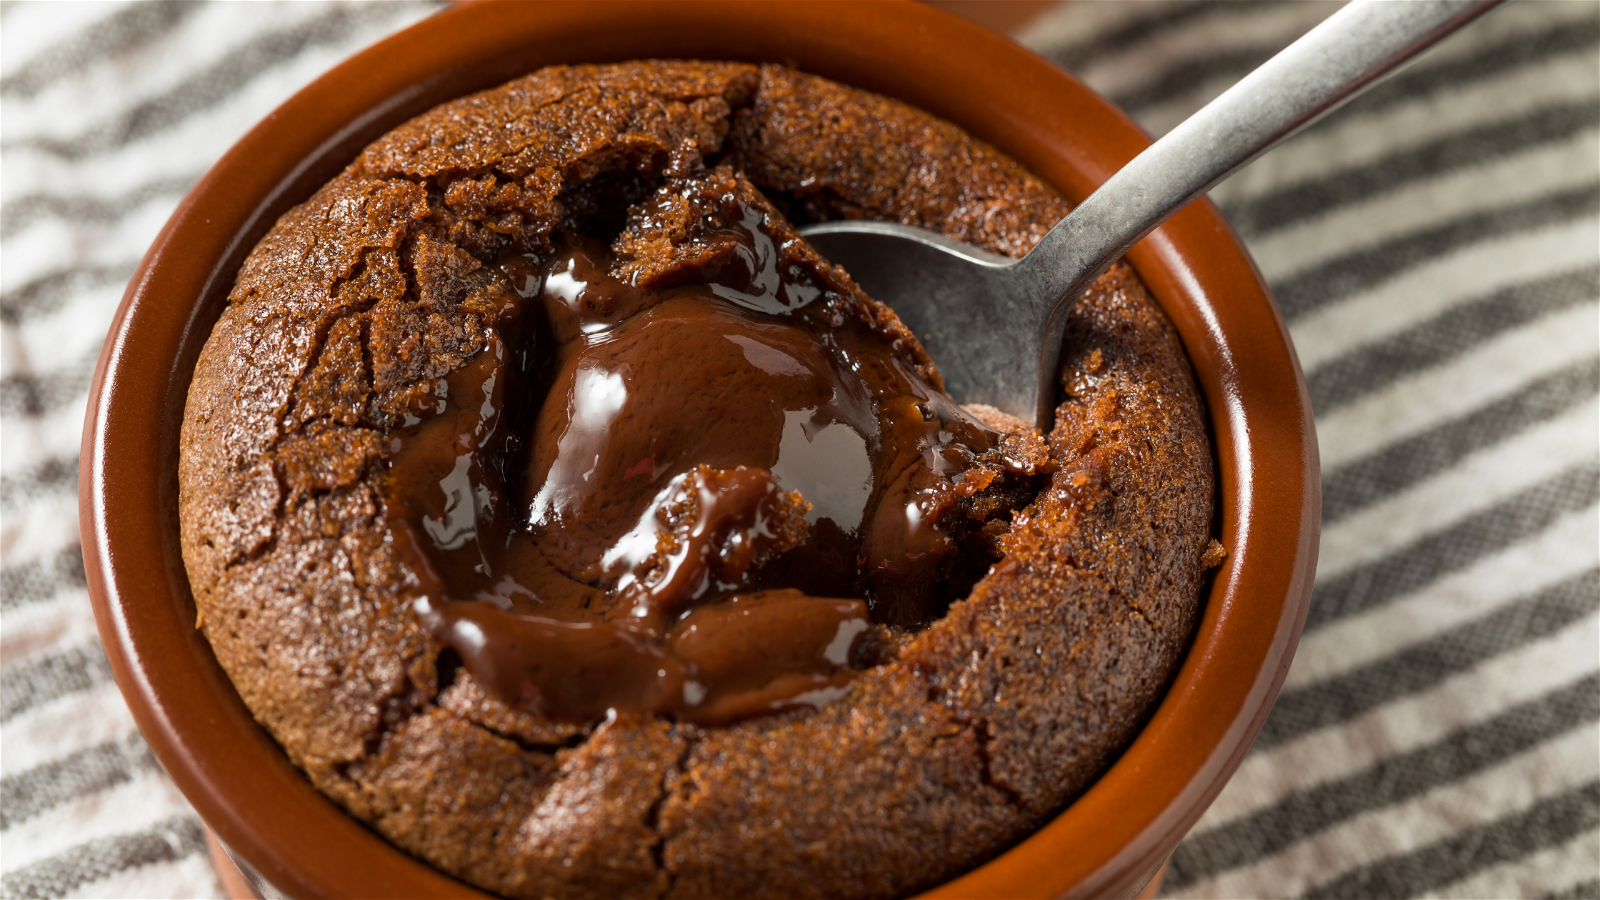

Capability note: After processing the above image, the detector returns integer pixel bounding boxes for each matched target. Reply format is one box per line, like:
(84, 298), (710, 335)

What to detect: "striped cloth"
(1017, 2), (1600, 897)
(0, 5), (442, 898)
(0, 2), (1594, 898)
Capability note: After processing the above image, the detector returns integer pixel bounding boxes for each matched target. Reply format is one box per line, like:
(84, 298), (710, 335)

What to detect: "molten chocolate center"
(387, 191), (1032, 725)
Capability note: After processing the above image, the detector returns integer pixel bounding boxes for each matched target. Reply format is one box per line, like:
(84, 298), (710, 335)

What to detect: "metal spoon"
(801, 0), (1501, 428)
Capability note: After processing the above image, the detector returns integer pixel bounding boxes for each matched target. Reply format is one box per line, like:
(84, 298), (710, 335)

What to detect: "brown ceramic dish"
(81, 3), (1319, 898)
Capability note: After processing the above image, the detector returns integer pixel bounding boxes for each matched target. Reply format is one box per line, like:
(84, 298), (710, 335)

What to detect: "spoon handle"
(1025, 0), (1501, 413)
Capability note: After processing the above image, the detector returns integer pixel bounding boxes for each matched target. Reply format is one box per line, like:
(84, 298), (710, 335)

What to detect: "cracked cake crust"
(178, 61), (1214, 899)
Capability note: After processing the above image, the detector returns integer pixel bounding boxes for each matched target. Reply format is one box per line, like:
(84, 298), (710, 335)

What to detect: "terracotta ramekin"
(81, 3), (1319, 898)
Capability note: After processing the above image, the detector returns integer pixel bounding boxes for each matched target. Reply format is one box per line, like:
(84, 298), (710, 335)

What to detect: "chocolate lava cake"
(178, 61), (1216, 899)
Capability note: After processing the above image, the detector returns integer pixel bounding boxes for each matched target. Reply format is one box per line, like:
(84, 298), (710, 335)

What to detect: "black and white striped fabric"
(1, 5), (442, 897)
(1019, 2), (1600, 897)
(0, 2), (1594, 898)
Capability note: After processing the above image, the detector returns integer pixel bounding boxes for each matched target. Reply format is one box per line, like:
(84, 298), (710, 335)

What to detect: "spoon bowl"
(803, 0), (1500, 427)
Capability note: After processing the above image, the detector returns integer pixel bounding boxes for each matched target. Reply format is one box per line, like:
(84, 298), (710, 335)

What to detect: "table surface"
(1, 2), (1595, 898)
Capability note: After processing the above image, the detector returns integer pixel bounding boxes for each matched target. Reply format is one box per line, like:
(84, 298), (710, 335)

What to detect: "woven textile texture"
(1, 2), (1596, 898)
(0, 4), (442, 897)
(1017, 2), (1600, 897)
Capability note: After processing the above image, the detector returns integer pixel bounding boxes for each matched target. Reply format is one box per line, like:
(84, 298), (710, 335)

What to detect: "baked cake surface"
(178, 61), (1215, 899)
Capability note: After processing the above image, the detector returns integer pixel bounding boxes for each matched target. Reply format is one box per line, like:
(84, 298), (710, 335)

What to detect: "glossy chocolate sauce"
(387, 185), (1044, 725)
